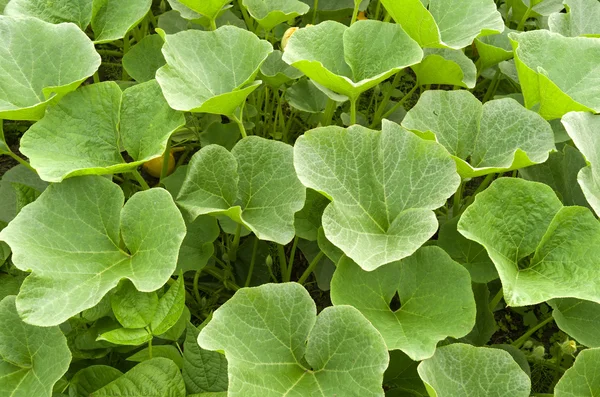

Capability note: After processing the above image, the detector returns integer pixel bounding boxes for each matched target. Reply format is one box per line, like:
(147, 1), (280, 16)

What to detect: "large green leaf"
(183, 322), (228, 394)
(20, 80), (185, 182)
(411, 48), (477, 88)
(417, 344), (531, 396)
(561, 111), (600, 217)
(198, 283), (389, 397)
(510, 30), (600, 119)
(331, 246), (476, 360)
(91, 358), (186, 397)
(383, 351), (427, 397)
(554, 348), (600, 396)
(177, 137), (305, 244)
(0, 16), (100, 120)
(282, 20), (423, 100)
(0, 165), (47, 224)
(294, 120), (460, 271)
(0, 176), (186, 326)
(243, 0), (309, 31)
(69, 365), (123, 397)
(402, 90), (555, 178)
(91, 0), (152, 43)
(458, 177), (600, 307)
(0, 296), (71, 397)
(549, 0), (600, 37)
(4, 0), (92, 28)
(122, 34), (167, 83)
(381, 0), (504, 49)
(550, 299), (600, 348)
(156, 26), (272, 115)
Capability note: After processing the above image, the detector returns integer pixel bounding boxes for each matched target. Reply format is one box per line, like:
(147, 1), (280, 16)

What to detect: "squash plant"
(1, 0), (600, 396)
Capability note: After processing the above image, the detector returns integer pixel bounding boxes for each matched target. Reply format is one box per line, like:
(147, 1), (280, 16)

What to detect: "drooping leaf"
(198, 283), (389, 397)
(177, 137), (305, 244)
(259, 50), (303, 88)
(0, 165), (47, 224)
(402, 90), (555, 177)
(474, 28), (515, 71)
(111, 280), (159, 329)
(460, 283), (498, 346)
(91, 0), (152, 43)
(20, 80), (185, 182)
(554, 348), (600, 396)
(549, 0), (600, 37)
(458, 177), (600, 307)
(4, 0), (92, 29)
(285, 78), (329, 113)
(282, 20), (423, 100)
(0, 16), (100, 120)
(183, 322), (228, 394)
(243, 0), (309, 31)
(330, 246), (476, 360)
(122, 34), (167, 83)
(0, 296), (71, 397)
(411, 48), (477, 88)
(510, 30), (600, 119)
(381, 0), (504, 49)
(0, 176), (186, 326)
(69, 365), (123, 397)
(550, 298), (600, 348)
(417, 344), (531, 396)
(294, 120), (460, 271)
(156, 26), (273, 115)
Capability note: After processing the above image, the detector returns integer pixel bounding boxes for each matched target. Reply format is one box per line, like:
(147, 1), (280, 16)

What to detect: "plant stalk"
(512, 316), (555, 348)
(350, 98), (358, 125)
(229, 224), (243, 262)
(244, 237), (259, 287)
(489, 288), (504, 312)
(298, 251), (324, 284)
(277, 244), (288, 282)
(375, 84), (419, 126)
(371, 71), (403, 126)
(284, 236), (299, 282)
(159, 139), (172, 182)
(132, 169), (150, 190)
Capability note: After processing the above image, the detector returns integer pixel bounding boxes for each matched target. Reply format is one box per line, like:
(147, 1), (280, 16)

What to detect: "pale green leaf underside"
(176, 0), (231, 20)
(20, 80), (185, 182)
(282, 20), (423, 99)
(294, 120), (461, 271)
(331, 246), (476, 360)
(198, 283), (389, 397)
(417, 344), (531, 396)
(402, 90), (555, 178)
(92, 0), (152, 43)
(0, 16), (100, 120)
(550, 298), (600, 348)
(549, 0), (600, 37)
(510, 30), (600, 119)
(260, 50), (303, 88)
(156, 25), (273, 114)
(412, 48), (477, 88)
(0, 296), (71, 397)
(177, 137), (305, 245)
(381, 0), (504, 49)
(458, 178), (600, 307)
(475, 27), (515, 71)
(554, 348), (600, 397)
(243, 0), (309, 31)
(0, 176), (186, 326)
(4, 0), (92, 29)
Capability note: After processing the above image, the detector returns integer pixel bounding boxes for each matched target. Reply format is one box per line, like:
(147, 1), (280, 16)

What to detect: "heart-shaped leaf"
(198, 283), (389, 397)
(549, 0), (600, 37)
(92, 0), (152, 43)
(243, 0), (309, 31)
(554, 348), (600, 396)
(411, 48), (477, 88)
(282, 20), (423, 100)
(0, 176), (186, 326)
(331, 246), (476, 360)
(550, 298), (600, 348)
(294, 120), (461, 271)
(123, 35), (167, 83)
(402, 90), (555, 177)
(4, 0), (93, 29)
(0, 16), (100, 120)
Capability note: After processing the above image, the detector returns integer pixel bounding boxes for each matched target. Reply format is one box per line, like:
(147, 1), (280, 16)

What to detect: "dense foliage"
(1, 0), (600, 396)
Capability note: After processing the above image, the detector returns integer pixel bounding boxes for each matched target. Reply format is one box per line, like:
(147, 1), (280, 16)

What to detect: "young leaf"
(91, 0), (152, 43)
(177, 137), (305, 245)
(402, 90), (555, 177)
(198, 283), (389, 397)
(0, 176), (186, 326)
(242, 0), (309, 31)
(150, 275), (186, 336)
(122, 35), (167, 83)
(417, 344), (531, 396)
(97, 327), (152, 346)
(156, 26), (273, 115)
(549, 0), (600, 37)
(259, 50), (303, 88)
(0, 296), (71, 397)
(474, 28), (515, 71)
(127, 345), (184, 368)
(183, 322), (228, 394)
(554, 348), (600, 396)
(177, 215), (220, 272)
(285, 79), (329, 113)
(111, 280), (159, 329)
(330, 246), (476, 360)
(458, 178), (600, 307)
(0, 16), (100, 120)
(550, 298), (600, 348)
(411, 48), (477, 88)
(175, 0), (231, 21)
(282, 20), (423, 100)
(4, 0), (93, 29)
(69, 366), (123, 397)
(294, 120), (460, 271)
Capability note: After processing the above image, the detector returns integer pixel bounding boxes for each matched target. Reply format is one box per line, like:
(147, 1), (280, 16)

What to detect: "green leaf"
(151, 275), (186, 335)
(69, 365), (123, 397)
(4, 0), (92, 29)
(199, 283), (389, 397)
(20, 80), (185, 182)
(178, 215), (220, 272)
(474, 29), (515, 71)
(127, 345), (184, 369)
(0, 16), (100, 120)
(243, 0), (309, 31)
(0, 176), (186, 326)
(156, 26), (273, 115)
(177, 137), (305, 244)
(384, 350), (427, 397)
(111, 280), (159, 329)
(0, 274), (21, 301)
(458, 177), (600, 307)
(549, 0), (600, 37)
(285, 78), (329, 113)
(381, 0), (504, 49)
(156, 306), (190, 341)
(97, 327), (152, 346)
(554, 348), (600, 396)
(294, 188), (329, 241)
(0, 165), (47, 224)
(91, 358), (186, 397)
(123, 35), (167, 83)
(183, 322), (228, 394)
(402, 90), (555, 177)
(0, 296), (71, 397)
(298, 239), (335, 291)
(411, 48), (477, 88)
(510, 30), (600, 119)
(550, 298), (600, 348)
(417, 344), (531, 396)
(282, 20), (423, 100)
(294, 120), (460, 271)
(260, 50), (303, 88)
(331, 247), (476, 360)
(91, 0), (152, 43)
(176, 0), (231, 20)
(460, 283), (497, 346)
(561, 111), (600, 217)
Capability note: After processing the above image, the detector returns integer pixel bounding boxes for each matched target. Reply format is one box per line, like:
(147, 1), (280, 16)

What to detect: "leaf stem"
(371, 71), (403, 127)
(374, 83), (419, 126)
(159, 139), (172, 182)
(244, 237), (259, 287)
(132, 169), (150, 190)
(193, 269), (203, 304)
(312, 0), (319, 24)
(209, 17), (218, 31)
(350, 0), (360, 25)
(489, 288), (504, 312)
(284, 236), (299, 282)
(231, 103), (248, 138)
(6, 151), (36, 173)
(512, 315), (555, 348)
(229, 223), (243, 262)
(516, 4), (533, 31)
(482, 70), (500, 103)
(350, 98), (358, 125)
(298, 251), (324, 285)
(277, 244), (288, 281)
(147, 336), (153, 359)
(321, 99), (336, 126)
(237, 0), (255, 31)
(451, 180), (464, 218)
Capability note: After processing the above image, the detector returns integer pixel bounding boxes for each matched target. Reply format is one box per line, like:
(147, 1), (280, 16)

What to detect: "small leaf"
(92, 0), (152, 43)
(294, 188), (329, 241)
(460, 283), (498, 346)
(243, 0), (309, 31)
(554, 348), (600, 396)
(260, 50), (303, 88)
(176, 0), (231, 21)
(411, 48), (477, 88)
(285, 79), (329, 113)
(4, 0), (92, 29)
(151, 275), (186, 336)
(69, 366), (123, 397)
(383, 350), (427, 397)
(550, 298), (600, 348)
(475, 28), (515, 71)
(98, 327), (152, 346)
(122, 35), (167, 83)
(127, 345), (184, 368)
(183, 322), (228, 394)
(111, 280), (159, 329)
